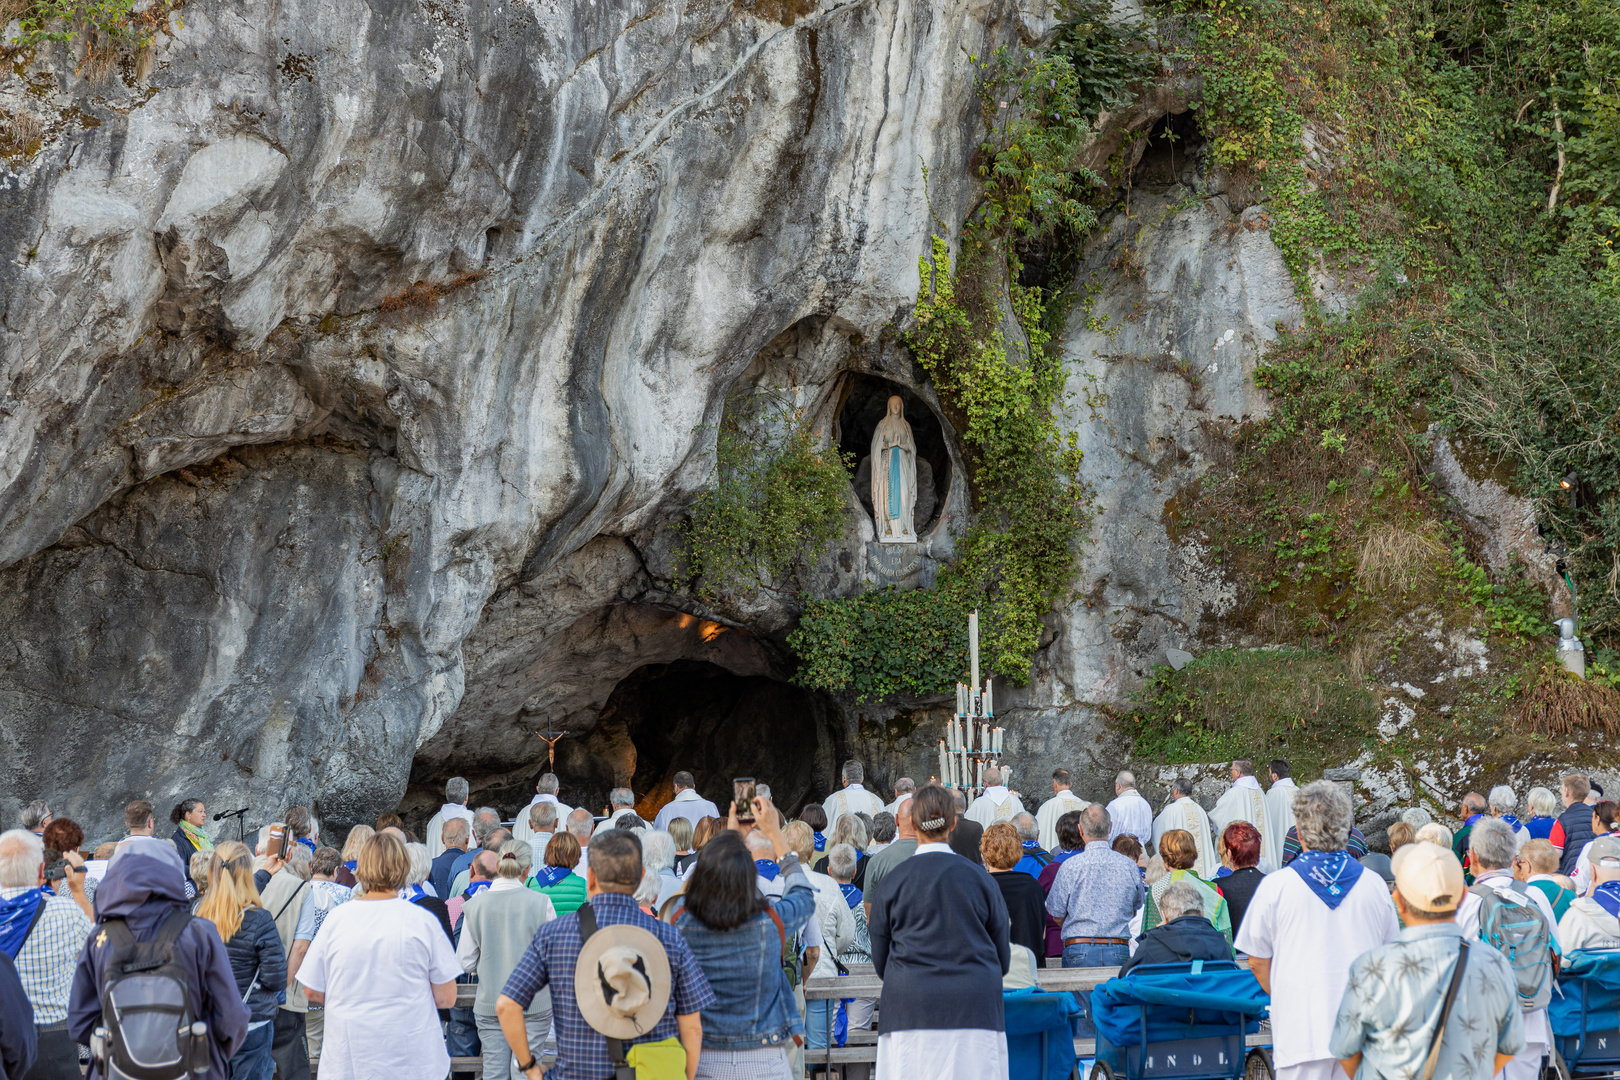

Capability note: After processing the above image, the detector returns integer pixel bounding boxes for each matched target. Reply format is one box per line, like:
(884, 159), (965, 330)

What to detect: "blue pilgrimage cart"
(1088, 961), (1271, 1080)
(1550, 948), (1620, 1079)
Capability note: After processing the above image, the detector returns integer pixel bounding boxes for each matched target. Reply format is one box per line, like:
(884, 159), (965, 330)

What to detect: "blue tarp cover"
(1004, 988), (1082, 1080)
(1549, 948), (1620, 1038)
(1090, 963), (1269, 1048)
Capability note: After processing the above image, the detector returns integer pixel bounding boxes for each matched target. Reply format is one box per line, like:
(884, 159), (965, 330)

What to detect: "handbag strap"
(1421, 941), (1470, 1080)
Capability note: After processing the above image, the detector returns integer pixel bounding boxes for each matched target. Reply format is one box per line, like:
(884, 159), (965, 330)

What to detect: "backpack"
(91, 911), (212, 1080)
(1469, 881), (1553, 1011)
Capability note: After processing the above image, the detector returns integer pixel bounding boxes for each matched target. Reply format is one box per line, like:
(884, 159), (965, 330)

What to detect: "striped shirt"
(0, 887), (92, 1024)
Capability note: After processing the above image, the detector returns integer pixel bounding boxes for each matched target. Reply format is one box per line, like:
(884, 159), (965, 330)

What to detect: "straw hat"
(574, 923), (672, 1039)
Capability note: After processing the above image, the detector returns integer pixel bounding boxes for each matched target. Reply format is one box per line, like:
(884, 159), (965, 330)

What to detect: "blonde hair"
(497, 839), (533, 880)
(829, 814), (867, 852)
(782, 821), (815, 864)
(356, 833), (409, 892)
(667, 817), (694, 851)
(196, 841), (262, 943)
(1415, 822), (1453, 848)
(1159, 829), (1199, 871)
(189, 851), (213, 893)
(340, 825), (374, 864)
(1519, 838), (1560, 876)
(1387, 821), (1415, 852)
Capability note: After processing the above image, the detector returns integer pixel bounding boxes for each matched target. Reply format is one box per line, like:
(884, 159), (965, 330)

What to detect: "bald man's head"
(469, 850), (499, 881)
(896, 796), (915, 839)
(567, 808), (594, 844)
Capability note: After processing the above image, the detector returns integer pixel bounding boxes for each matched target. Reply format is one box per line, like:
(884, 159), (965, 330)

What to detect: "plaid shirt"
(1, 886), (93, 1024)
(1281, 826), (1368, 865)
(501, 892), (716, 1080)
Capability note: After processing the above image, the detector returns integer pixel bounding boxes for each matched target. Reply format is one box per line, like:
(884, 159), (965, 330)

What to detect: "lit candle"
(1003, 765), (1013, 789)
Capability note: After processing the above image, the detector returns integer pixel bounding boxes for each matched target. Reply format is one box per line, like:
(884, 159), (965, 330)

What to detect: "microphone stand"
(213, 807), (250, 842)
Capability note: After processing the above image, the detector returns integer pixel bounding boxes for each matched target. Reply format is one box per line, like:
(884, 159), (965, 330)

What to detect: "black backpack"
(91, 911), (212, 1080)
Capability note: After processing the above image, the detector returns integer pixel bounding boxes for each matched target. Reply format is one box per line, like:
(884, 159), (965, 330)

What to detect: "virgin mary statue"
(871, 396), (918, 543)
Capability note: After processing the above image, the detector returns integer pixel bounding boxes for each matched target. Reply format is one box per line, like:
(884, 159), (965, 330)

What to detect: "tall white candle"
(985, 679), (993, 718)
(968, 611), (979, 695)
(1003, 765), (1012, 789)
(939, 740), (948, 785)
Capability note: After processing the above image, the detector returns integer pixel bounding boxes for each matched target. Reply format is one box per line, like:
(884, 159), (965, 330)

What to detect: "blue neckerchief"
(1052, 848), (1082, 865)
(463, 880), (492, 900)
(1290, 850), (1364, 910)
(343, 860), (357, 872)
(756, 860), (781, 882)
(838, 883), (863, 909)
(0, 889), (50, 959)
(1214, 866), (1233, 879)
(403, 883), (428, 902)
(1022, 841), (1042, 852)
(1594, 881), (1620, 919)
(1465, 814), (1485, 829)
(813, 832), (826, 852)
(531, 865), (573, 888)
(1499, 814), (1523, 832)
(297, 837), (317, 853)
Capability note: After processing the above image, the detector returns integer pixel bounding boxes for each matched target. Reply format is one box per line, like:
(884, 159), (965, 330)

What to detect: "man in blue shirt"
(1010, 814), (1051, 878)
(1331, 842), (1523, 1080)
(496, 830), (715, 1080)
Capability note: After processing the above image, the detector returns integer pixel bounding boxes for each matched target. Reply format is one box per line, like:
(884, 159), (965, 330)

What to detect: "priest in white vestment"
(1212, 759), (1272, 872)
(1034, 769), (1090, 852)
(1151, 779), (1218, 879)
(823, 760), (887, 823)
(1105, 772), (1154, 850)
(883, 778), (916, 817)
(424, 776), (476, 859)
(1263, 760), (1299, 872)
(965, 765), (1026, 827)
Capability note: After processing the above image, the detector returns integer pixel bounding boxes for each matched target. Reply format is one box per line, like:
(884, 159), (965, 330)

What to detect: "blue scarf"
(1499, 814), (1523, 832)
(1594, 881), (1620, 919)
(1022, 841), (1043, 854)
(462, 880), (492, 900)
(404, 883), (429, 902)
(1290, 850), (1364, 910)
(1464, 814), (1484, 830)
(1214, 866), (1233, 879)
(531, 865), (573, 888)
(838, 883), (863, 909)
(755, 860), (781, 882)
(813, 832), (826, 852)
(0, 889), (50, 959)
(297, 837), (317, 853)
(343, 860), (357, 872)
(1052, 848), (1082, 865)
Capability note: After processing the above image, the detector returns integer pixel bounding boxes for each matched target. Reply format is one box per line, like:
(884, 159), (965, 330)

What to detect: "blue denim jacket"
(676, 859), (817, 1050)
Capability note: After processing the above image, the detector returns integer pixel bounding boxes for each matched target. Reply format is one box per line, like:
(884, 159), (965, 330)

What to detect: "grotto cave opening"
(560, 660), (837, 822)
(837, 374), (950, 535)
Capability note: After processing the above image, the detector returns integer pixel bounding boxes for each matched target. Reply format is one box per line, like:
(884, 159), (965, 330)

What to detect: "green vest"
(463, 885), (555, 1016)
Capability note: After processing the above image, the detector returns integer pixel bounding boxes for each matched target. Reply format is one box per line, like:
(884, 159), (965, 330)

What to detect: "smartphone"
(733, 777), (757, 824)
(268, 823), (290, 859)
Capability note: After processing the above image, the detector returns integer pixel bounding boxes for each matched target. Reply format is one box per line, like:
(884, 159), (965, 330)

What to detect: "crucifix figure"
(533, 718), (568, 771)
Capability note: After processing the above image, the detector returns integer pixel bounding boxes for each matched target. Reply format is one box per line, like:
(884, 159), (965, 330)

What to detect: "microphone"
(213, 807), (249, 821)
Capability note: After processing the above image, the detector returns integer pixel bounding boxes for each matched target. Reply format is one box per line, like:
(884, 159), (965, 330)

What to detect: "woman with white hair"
(1525, 787), (1560, 840)
(1488, 785), (1531, 846)
(638, 829), (681, 909)
(1415, 822), (1453, 848)
(403, 842), (453, 941)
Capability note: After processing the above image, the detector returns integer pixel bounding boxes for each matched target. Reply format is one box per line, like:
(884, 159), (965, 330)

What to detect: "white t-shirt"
(1233, 865), (1399, 1068)
(296, 898), (462, 1080)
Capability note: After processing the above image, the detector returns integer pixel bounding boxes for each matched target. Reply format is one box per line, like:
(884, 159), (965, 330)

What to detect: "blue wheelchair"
(1087, 961), (1271, 1080)
(1550, 948), (1620, 1080)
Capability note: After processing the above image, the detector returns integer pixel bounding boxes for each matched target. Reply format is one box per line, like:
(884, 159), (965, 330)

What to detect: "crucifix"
(533, 716), (568, 771)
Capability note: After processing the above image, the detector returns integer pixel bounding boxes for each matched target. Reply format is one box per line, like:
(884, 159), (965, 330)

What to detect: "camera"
(44, 859), (84, 882)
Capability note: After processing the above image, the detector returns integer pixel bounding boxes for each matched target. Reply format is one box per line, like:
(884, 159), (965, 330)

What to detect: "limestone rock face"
(0, 0), (1020, 836)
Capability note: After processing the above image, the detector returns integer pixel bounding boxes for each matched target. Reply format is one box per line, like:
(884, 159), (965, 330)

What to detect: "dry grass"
(1518, 671), (1620, 738)
(0, 0), (26, 23)
(1356, 522), (1445, 594)
(378, 271), (485, 315)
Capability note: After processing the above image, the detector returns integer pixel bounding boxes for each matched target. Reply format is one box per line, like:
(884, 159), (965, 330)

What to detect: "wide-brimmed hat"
(574, 923), (672, 1040)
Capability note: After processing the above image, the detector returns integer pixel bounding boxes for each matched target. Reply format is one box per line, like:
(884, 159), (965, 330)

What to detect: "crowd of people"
(0, 759), (1613, 1080)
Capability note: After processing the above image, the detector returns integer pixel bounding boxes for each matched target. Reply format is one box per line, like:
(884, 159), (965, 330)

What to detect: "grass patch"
(1126, 648), (1379, 773)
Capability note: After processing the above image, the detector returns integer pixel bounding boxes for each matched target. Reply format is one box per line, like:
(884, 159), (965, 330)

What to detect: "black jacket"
(1558, 803), (1598, 877)
(992, 871), (1048, 960)
(1218, 867), (1265, 938)
(221, 906), (288, 1024)
(0, 951), (35, 1080)
(868, 850), (1009, 1033)
(1120, 914), (1232, 977)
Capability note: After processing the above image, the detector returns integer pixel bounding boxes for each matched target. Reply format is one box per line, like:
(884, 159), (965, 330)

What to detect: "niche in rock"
(837, 376), (949, 535)
(1131, 110), (1204, 189)
(575, 661), (835, 820)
